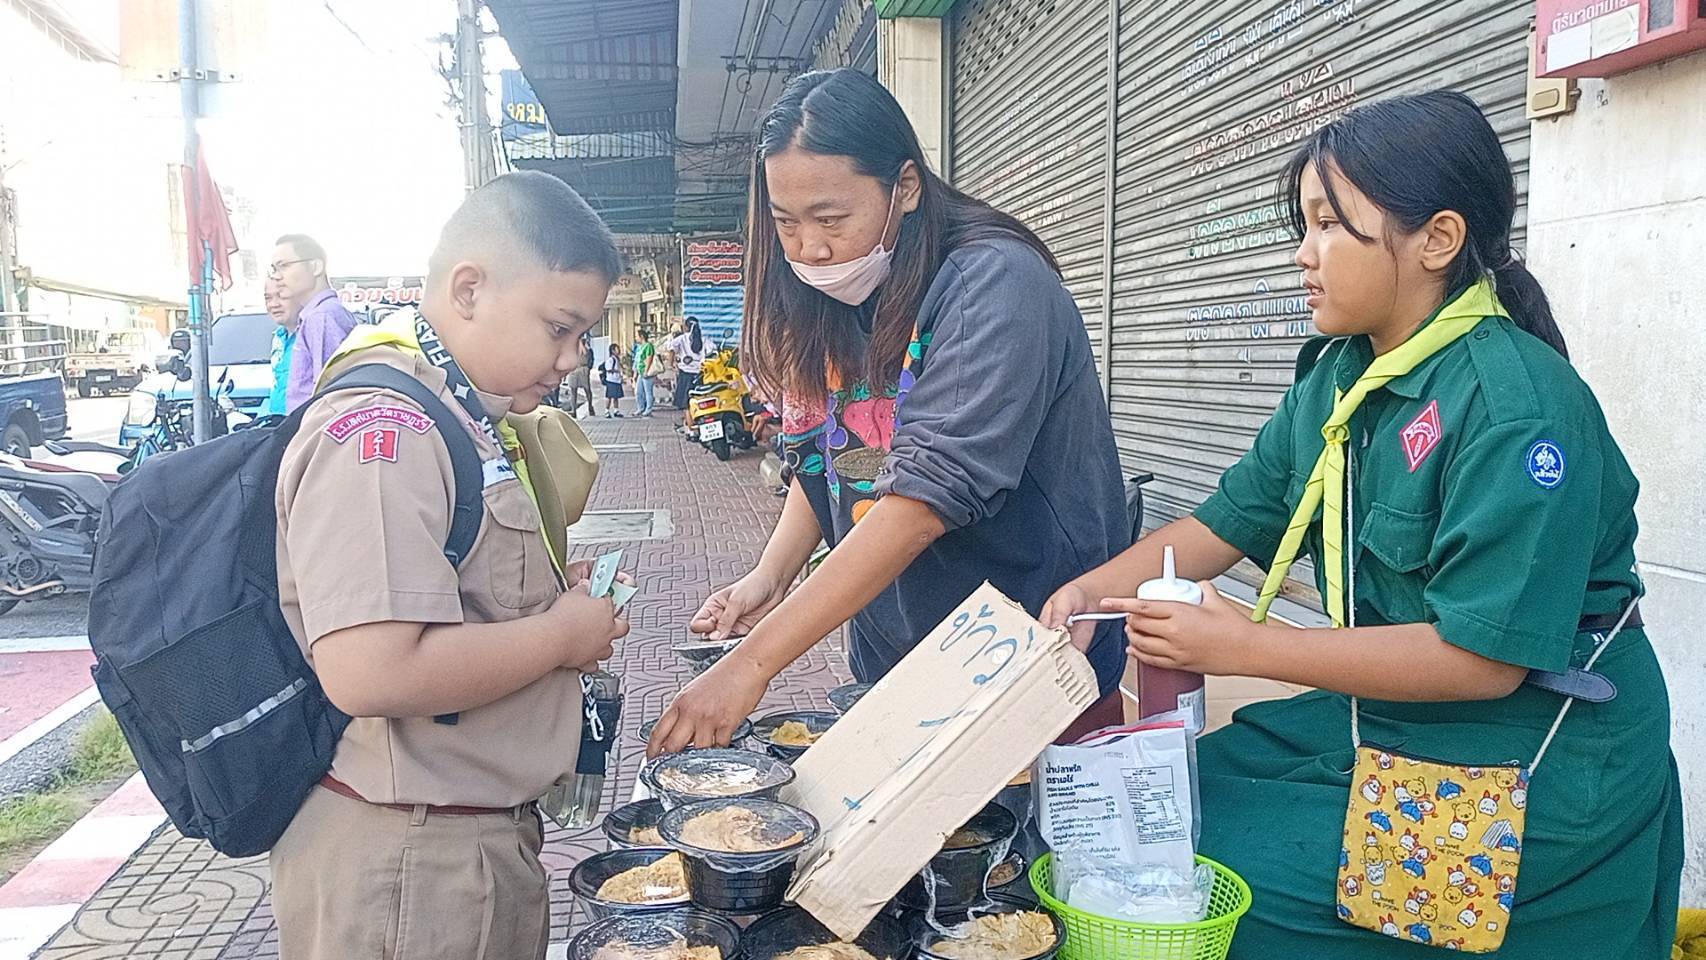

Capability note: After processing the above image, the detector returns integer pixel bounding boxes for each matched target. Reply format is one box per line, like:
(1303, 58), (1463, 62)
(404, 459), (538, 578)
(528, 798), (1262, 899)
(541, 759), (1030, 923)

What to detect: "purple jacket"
(285, 289), (360, 411)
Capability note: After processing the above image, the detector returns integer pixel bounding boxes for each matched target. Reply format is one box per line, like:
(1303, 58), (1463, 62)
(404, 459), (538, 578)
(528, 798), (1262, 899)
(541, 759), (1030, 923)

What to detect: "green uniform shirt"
(1196, 313), (1640, 672)
(1187, 311), (1681, 960)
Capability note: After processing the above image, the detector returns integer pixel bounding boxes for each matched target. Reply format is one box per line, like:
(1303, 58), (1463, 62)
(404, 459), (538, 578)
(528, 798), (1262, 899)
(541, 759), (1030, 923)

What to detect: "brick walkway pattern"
(34, 411), (852, 959)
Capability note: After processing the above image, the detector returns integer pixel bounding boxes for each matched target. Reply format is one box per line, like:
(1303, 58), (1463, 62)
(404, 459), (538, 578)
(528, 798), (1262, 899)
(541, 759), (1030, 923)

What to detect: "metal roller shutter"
(948, 0), (1112, 366)
(1106, 0), (1534, 601)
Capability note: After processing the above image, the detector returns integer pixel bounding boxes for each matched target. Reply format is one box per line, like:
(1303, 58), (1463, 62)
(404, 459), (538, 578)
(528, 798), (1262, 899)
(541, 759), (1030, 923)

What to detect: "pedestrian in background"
(270, 234), (360, 412)
(263, 279), (298, 417)
(668, 316), (714, 428)
(632, 329), (658, 417)
(563, 332), (595, 417)
(599, 342), (626, 417)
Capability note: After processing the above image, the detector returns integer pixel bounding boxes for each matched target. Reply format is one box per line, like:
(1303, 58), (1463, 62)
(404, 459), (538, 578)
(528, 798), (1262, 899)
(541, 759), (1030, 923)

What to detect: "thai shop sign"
(333, 276), (425, 307)
(500, 69), (550, 139)
(682, 238), (744, 344)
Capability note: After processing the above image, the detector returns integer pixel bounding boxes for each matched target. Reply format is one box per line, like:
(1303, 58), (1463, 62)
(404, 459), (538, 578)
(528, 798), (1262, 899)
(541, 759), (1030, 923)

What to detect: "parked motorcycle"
(0, 366), (248, 616)
(685, 350), (776, 461)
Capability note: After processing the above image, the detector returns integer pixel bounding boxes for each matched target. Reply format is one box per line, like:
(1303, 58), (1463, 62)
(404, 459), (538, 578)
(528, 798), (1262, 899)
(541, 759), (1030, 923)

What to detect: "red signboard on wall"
(1536, 0), (1706, 78)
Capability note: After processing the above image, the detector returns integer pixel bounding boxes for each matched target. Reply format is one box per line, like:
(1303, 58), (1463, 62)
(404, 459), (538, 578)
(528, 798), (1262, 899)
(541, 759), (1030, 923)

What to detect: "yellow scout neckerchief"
(1252, 280), (1505, 626)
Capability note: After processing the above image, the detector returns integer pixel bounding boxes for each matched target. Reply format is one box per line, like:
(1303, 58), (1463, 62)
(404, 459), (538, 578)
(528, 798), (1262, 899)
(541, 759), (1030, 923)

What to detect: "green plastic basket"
(1029, 853), (1251, 960)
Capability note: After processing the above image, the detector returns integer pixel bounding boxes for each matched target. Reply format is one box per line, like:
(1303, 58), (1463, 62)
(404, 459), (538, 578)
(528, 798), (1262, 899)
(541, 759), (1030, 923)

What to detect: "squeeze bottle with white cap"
(1135, 545), (1206, 736)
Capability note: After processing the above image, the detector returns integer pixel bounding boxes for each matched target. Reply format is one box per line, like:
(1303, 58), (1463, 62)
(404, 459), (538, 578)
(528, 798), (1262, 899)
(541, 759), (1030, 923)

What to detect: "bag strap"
(1342, 444), (1640, 776)
(318, 364), (487, 728)
(320, 364), (483, 567)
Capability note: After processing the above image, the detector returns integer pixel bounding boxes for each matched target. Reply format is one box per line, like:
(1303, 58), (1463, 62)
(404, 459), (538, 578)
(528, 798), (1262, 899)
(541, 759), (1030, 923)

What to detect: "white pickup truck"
(63, 329), (161, 397)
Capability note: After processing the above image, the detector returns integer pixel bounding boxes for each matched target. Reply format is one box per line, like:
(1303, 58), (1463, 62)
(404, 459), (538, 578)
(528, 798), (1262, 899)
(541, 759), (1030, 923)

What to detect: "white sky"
(5, 0), (523, 297)
(193, 0), (471, 277)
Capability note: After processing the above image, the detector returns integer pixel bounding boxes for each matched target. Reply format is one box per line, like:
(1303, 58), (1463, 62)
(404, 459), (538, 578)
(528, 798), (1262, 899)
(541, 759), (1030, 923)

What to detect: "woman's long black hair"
(743, 68), (1059, 405)
(686, 316), (703, 354)
(1282, 90), (1568, 359)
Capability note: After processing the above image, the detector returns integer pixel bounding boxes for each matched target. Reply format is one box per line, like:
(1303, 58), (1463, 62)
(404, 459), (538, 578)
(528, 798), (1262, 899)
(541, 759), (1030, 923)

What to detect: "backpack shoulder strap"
(321, 364), (484, 567)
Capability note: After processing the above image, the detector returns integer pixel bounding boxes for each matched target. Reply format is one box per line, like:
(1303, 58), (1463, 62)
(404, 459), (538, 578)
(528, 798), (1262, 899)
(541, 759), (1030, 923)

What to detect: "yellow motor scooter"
(685, 350), (774, 461)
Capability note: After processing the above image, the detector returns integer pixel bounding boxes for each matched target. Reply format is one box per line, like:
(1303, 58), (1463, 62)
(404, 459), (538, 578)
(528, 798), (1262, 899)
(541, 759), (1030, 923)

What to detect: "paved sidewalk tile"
(32, 410), (848, 959)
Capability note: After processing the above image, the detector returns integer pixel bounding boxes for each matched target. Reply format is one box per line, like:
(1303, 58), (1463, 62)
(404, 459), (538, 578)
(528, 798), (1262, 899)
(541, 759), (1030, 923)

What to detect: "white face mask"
(786, 185), (900, 306)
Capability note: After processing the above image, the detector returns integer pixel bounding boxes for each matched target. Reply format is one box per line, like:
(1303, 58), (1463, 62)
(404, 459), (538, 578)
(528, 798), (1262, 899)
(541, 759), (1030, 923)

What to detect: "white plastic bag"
(1034, 714), (1204, 921)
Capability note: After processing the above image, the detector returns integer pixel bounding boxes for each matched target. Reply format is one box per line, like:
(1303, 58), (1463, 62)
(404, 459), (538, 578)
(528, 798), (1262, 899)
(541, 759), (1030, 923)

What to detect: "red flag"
(184, 145), (239, 292)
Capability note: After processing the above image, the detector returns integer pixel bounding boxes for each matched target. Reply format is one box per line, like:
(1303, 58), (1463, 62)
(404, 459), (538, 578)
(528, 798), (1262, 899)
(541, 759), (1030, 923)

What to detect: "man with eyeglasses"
(271, 234), (359, 412)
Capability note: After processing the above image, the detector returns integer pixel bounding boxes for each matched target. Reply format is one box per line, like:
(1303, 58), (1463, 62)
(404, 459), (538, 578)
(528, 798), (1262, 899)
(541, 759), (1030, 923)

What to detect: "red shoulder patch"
(1400, 400), (1443, 472)
(358, 428), (400, 464)
(324, 405), (434, 444)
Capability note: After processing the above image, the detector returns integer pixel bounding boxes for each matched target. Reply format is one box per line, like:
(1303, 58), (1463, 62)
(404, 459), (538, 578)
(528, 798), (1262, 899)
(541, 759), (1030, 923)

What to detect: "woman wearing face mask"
(647, 69), (1131, 756)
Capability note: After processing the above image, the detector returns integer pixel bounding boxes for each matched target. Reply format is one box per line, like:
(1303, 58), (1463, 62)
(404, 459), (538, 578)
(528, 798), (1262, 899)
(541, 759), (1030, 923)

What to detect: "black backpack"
(88, 364), (483, 857)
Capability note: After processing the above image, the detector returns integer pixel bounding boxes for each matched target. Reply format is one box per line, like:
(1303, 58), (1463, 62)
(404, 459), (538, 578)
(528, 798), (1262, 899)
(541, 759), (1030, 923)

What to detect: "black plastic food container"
(639, 716), (754, 750)
(567, 847), (691, 920)
(602, 798), (667, 849)
(741, 905), (910, 960)
(658, 797), (820, 913)
(909, 894), (1064, 960)
(896, 801), (1020, 911)
(827, 681), (875, 714)
(565, 909), (742, 960)
(749, 709), (840, 763)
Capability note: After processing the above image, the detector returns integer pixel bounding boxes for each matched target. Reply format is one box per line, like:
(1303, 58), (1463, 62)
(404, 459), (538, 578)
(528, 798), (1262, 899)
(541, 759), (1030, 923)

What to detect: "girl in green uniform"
(1045, 91), (1681, 957)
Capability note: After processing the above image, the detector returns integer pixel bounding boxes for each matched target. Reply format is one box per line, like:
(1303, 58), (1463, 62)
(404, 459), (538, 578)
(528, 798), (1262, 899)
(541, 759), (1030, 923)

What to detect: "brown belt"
(318, 774), (522, 817)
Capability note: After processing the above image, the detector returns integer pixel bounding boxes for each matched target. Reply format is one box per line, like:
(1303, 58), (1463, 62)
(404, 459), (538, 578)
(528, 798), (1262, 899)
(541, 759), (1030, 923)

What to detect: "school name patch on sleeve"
(323, 406), (435, 444)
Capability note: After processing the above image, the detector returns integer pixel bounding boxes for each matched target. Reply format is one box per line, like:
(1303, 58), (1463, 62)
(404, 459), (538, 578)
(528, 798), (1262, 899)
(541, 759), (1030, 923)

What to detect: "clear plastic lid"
(638, 717), (754, 747)
(641, 748), (795, 810)
(566, 911), (741, 960)
(912, 896), (1063, 960)
(658, 797), (820, 874)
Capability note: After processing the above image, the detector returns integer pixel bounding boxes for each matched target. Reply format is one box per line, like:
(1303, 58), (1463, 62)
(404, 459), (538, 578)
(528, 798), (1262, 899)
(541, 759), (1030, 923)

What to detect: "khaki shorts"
(271, 786), (550, 960)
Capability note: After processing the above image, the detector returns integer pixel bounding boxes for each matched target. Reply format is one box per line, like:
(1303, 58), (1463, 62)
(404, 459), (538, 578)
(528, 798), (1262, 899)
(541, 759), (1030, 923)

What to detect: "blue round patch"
(1527, 440), (1566, 489)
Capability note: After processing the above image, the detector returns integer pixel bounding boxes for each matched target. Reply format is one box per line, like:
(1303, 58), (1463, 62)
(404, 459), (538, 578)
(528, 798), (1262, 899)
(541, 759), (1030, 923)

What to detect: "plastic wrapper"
(1050, 855), (1214, 924)
(565, 910), (741, 960)
(640, 748), (795, 811)
(897, 801), (1019, 912)
(658, 797), (819, 875)
(568, 847), (691, 919)
(1034, 713), (1198, 876)
(1034, 710), (1207, 921)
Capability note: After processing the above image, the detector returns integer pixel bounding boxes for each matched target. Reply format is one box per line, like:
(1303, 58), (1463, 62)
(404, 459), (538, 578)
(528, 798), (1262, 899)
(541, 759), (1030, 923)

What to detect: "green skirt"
(1196, 631), (1682, 959)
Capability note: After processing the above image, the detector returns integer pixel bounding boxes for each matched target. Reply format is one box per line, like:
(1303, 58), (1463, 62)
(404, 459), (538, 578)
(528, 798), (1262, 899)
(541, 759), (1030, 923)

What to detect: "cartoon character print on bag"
(1339, 746), (1527, 951)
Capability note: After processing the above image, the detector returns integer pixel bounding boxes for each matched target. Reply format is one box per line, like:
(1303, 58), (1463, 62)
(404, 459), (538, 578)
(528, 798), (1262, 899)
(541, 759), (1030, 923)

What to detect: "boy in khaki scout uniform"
(269, 172), (628, 959)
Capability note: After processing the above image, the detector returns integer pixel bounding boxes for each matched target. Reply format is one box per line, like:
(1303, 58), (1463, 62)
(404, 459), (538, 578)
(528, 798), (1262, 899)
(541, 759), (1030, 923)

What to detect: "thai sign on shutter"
(1102, 0), (1533, 600)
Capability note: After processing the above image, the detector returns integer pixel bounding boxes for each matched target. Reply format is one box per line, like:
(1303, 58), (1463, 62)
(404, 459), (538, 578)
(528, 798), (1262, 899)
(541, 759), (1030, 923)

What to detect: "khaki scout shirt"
(275, 344), (580, 807)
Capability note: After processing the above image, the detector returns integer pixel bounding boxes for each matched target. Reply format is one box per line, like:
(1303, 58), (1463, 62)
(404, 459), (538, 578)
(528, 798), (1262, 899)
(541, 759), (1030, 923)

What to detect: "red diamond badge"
(1400, 400), (1443, 472)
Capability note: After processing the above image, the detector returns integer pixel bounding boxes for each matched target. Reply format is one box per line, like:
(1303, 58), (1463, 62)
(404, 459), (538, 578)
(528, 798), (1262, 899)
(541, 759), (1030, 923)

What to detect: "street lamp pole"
(180, 0), (213, 443)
